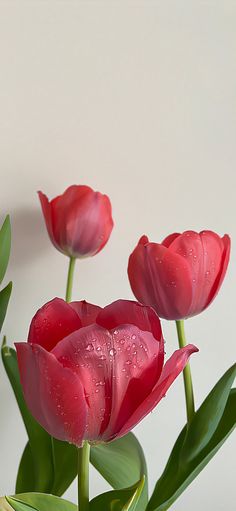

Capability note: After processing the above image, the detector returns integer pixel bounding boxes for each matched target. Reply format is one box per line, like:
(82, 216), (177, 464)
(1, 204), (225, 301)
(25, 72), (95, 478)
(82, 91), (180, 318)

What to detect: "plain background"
(0, 1), (235, 509)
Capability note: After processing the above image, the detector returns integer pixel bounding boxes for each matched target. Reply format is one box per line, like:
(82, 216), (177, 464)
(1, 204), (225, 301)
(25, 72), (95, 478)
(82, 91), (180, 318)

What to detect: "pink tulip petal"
(28, 298), (82, 351)
(138, 235), (149, 245)
(204, 234), (231, 308)
(52, 323), (162, 442)
(15, 342), (87, 446)
(38, 191), (59, 250)
(169, 230), (228, 316)
(116, 344), (198, 440)
(102, 325), (163, 440)
(70, 300), (102, 327)
(97, 299), (163, 343)
(162, 233), (180, 247)
(52, 324), (113, 441)
(128, 242), (193, 320)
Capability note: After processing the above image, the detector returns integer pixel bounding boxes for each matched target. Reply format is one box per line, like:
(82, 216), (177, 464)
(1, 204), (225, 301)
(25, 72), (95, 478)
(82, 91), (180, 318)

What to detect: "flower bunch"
(0, 185), (234, 511)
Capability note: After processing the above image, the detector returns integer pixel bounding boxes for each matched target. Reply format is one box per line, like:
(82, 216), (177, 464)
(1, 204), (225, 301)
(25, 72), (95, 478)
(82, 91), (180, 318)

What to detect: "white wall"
(0, 1), (235, 509)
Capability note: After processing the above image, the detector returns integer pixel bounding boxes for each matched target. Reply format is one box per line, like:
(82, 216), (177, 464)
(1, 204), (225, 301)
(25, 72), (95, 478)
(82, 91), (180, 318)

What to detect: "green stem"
(78, 442), (90, 511)
(175, 320), (195, 425)
(65, 257), (76, 302)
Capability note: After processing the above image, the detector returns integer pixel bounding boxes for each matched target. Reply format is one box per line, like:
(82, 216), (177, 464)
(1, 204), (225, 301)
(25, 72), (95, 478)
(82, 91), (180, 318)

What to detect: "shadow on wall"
(5, 207), (51, 267)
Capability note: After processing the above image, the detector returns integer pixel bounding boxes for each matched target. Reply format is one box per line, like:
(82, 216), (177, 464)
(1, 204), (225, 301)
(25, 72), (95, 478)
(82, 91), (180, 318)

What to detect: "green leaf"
(1, 342), (54, 493)
(6, 498), (36, 511)
(0, 282), (12, 332)
(181, 363), (236, 461)
(147, 387), (236, 511)
(90, 477), (145, 511)
(6, 494), (76, 511)
(51, 439), (77, 496)
(0, 215), (11, 285)
(16, 443), (36, 494)
(91, 434), (148, 511)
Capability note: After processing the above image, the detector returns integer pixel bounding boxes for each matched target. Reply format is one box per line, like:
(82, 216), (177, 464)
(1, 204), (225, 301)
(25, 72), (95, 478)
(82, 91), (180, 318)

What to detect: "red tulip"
(16, 298), (197, 446)
(128, 231), (230, 320)
(38, 185), (113, 258)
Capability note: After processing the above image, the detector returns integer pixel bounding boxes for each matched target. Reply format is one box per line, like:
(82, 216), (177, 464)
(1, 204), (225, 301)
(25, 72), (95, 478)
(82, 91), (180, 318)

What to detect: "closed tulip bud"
(128, 231), (230, 320)
(38, 185), (113, 258)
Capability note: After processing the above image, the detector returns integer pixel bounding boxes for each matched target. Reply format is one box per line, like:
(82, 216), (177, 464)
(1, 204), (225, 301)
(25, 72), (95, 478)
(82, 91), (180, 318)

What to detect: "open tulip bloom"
(0, 191), (235, 511)
(15, 298), (197, 446)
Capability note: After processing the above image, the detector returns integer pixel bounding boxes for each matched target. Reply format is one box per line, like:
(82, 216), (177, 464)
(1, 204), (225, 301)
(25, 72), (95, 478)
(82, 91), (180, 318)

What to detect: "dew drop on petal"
(86, 343), (94, 352)
(109, 348), (117, 357)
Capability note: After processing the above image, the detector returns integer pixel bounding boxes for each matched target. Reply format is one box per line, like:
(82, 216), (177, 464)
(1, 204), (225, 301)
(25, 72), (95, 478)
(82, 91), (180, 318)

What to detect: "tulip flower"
(38, 185), (114, 259)
(128, 231), (230, 321)
(15, 298), (197, 446)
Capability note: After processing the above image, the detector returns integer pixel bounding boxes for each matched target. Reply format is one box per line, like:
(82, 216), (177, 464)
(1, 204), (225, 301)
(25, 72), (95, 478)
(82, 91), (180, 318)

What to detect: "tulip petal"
(103, 324), (163, 440)
(128, 242), (193, 320)
(116, 344), (198, 440)
(15, 342), (87, 446)
(38, 191), (60, 251)
(70, 300), (102, 327)
(52, 323), (162, 442)
(169, 231), (229, 316)
(97, 299), (163, 343)
(52, 324), (113, 441)
(205, 234), (230, 309)
(28, 298), (82, 351)
(162, 233), (180, 247)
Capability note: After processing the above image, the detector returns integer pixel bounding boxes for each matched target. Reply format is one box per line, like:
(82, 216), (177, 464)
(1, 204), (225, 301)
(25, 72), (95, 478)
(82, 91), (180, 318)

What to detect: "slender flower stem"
(175, 320), (195, 426)
(78, 442), (90, 511)
(65, 257), (76, 302)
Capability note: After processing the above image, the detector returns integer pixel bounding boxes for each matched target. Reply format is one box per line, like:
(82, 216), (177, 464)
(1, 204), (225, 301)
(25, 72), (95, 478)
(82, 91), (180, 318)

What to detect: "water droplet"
(86, 343), (94, 352)
(113, 330), (118, 335)
(99, 355), (106, 360)
(96, 346), (101, 351)
(120, 338), (125, 345)
(109, 348), (117, 357)
(131, 334), (136, 340)
(126, 360), (132, 365)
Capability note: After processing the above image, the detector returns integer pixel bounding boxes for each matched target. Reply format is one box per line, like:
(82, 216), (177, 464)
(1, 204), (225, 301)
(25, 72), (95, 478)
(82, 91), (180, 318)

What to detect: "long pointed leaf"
(0, 282), (12, 332)
(147, 388), (236, 511)
(0, 215), (11, 285)
(181, 363), (236, 460)
(6, 494), (76, 511)
(90, 477), (145, 511)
